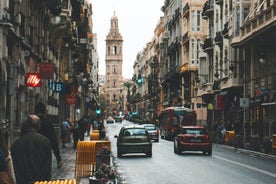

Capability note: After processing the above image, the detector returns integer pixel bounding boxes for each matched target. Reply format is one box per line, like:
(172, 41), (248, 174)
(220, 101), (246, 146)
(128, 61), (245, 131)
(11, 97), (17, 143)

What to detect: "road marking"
(214, 155), (276, 178)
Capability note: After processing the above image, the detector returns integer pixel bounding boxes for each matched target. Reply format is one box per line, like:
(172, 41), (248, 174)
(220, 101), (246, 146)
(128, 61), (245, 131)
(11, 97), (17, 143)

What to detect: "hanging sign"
(26, 73), (41, 87)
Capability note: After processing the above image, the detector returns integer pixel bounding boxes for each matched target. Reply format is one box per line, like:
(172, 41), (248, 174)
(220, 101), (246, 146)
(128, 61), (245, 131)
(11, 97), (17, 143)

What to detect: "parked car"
(141, 124), (159, 142)
(174, 126), (212, 155)
(114, 125), (152, 157)
(106, 116), (114, 124)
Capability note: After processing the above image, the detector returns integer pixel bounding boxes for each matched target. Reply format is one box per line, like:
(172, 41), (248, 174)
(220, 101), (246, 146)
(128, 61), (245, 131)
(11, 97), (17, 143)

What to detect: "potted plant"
(96, 146), (111, 170)
(89, 163), (117, 184)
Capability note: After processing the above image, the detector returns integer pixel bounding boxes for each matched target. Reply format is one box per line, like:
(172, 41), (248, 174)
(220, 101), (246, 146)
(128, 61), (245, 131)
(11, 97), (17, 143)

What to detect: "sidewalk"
(51, 135), (91, 184)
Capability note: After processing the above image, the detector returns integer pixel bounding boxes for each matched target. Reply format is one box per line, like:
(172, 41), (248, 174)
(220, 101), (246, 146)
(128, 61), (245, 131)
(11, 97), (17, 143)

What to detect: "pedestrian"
(0, 147), (9, 184)
(86, 117), (92, 137)
(71, 120), (80, 149)
(11, 114), (52, 184)
(61, 118), (71, 147)
(35, 102), (63, 169)
(78, 117), (87, 141)
(0, 129), (16, 184)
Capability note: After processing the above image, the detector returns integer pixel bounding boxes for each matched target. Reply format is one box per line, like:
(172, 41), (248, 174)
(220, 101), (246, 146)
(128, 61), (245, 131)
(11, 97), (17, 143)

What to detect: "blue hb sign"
(49, 80), (64, 93)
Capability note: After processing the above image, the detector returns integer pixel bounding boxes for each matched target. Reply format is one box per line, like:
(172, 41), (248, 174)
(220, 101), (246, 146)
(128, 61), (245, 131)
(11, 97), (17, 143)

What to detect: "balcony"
(215, 0), (223, 6)
(182, 32), (189, 44)
(214, 31), (223, 46)
(198, 83), (214, 96)
(182, 3), (189, 17)
(202, 38), (213, 53)
(220, 77), (242, 90)
(222, 22), (229, 39)
(164, 66), (180, 81)
(232, 4), (276, 47)
(202, 0), (214, 20)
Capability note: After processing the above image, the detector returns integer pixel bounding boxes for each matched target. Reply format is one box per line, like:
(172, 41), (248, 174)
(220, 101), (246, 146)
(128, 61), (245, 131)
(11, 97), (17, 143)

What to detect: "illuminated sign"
(26, 73), (41, 87)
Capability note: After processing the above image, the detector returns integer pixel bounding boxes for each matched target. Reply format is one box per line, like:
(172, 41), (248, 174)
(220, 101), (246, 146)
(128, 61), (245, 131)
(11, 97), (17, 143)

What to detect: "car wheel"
(207, 149), (212, 156)
(146, 150), (152, 157)
(117, 149), (122, 158)
(174, 140), (181, 155)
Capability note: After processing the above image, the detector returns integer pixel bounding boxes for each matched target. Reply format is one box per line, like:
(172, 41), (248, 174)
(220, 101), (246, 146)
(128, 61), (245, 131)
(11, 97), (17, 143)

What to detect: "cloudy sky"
(90, 0), (164, 79)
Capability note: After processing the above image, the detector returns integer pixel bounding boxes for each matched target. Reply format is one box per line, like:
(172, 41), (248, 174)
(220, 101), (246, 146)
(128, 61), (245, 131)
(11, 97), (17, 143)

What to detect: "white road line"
(213, 155), (276, 178)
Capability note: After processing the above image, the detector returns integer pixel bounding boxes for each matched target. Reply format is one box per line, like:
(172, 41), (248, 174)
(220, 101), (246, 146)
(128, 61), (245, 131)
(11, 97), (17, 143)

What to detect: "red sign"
(40, 63), (55, 79)
(66, 87), (77, 104)
(26, 73), (41, 87)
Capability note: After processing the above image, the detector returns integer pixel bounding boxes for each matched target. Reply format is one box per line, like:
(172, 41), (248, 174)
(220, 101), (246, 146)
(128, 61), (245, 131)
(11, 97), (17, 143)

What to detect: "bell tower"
(105, 12), (123, 113)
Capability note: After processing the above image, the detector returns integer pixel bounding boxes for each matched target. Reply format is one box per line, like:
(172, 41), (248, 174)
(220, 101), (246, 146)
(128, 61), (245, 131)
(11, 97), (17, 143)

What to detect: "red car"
(174, 126), (212, 155)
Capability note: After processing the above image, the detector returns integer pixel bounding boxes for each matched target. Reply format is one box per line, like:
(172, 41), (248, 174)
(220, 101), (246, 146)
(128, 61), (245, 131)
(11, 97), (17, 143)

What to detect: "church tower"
(105, 12), (123, 113)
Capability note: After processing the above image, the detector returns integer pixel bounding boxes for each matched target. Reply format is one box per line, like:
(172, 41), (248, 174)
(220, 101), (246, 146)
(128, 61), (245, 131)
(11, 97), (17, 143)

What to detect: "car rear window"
(123, 128), (147, 136)
(181, 128), (207, 135)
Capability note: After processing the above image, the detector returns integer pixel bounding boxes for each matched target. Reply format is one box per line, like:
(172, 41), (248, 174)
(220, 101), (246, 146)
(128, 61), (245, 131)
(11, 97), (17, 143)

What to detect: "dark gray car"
(114, 125), (152, 157)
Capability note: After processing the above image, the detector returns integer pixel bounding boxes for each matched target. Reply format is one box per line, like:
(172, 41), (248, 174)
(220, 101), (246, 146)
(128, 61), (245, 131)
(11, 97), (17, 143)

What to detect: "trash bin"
(272, 134), (276, 155)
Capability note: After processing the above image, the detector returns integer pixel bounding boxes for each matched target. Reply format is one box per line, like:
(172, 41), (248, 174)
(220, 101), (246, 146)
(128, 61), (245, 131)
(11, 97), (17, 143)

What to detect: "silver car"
(142, 124), (159, 142)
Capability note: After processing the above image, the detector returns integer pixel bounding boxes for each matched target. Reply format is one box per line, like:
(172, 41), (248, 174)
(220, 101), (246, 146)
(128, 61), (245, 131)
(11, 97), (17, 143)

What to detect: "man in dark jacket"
(11, 114), (52, 184)
(35, 102), (62, 169)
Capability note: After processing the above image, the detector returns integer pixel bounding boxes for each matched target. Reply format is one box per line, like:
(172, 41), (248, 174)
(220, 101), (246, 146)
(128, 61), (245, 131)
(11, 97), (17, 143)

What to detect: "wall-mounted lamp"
(259, 52), (266, 64)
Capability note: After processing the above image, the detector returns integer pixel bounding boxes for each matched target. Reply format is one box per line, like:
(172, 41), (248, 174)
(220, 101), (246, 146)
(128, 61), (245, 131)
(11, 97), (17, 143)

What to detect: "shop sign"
(49, 80), (64, 93)
(40, 62), (55, 79)
(66, 87), (77, 104)
(26, 73), (41, 87)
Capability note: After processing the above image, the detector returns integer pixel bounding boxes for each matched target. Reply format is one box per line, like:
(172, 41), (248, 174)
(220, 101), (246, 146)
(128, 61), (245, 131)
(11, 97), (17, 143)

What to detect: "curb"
(216, 144), (276, 161)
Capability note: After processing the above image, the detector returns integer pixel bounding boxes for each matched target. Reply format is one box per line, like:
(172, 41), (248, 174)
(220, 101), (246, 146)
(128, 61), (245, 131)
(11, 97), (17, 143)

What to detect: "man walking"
(11, 115), (52, 184)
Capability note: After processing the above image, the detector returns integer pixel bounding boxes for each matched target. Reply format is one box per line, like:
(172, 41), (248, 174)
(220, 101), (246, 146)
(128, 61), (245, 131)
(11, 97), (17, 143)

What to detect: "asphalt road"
(105, 120), (276, 184)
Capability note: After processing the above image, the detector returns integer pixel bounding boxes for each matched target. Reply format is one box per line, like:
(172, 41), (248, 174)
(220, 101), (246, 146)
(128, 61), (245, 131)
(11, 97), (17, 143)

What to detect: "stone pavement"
(51, 135), (91, 184)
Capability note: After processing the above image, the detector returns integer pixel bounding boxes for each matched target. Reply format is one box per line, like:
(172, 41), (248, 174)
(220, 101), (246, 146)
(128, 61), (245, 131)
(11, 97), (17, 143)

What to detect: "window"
(113, 46), (117, 55)
(191, 10), (201, 31)
(191, 39), (200, 64)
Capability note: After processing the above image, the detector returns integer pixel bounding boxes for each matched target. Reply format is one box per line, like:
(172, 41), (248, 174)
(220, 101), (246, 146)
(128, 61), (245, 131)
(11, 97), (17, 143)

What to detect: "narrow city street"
(105, 120), (276, 184)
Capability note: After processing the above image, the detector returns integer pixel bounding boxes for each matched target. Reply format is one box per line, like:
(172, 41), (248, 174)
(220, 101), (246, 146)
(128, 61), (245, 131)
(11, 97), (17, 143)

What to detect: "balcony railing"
(182, 3), (189, 17)
(232, 4), (276, 46)
(222, 22), (229, 39)
(202, 38), (213, 53)
(164, 66), (180, 81)
(215, 0), (223, 6)
(182, 32), (189, 44)
(214, 31), (223, 46)
(202, 0), (214, 20)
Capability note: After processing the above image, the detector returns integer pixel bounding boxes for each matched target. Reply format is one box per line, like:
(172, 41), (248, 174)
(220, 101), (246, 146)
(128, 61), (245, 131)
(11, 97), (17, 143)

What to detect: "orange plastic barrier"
(75, 140), (111, 179)
(272, 134), (276, 154)
(92, 130), (99, 133)
(90, 133), (100, 140)
(224, 131), (235, 145)
(34, 179), (76, 184)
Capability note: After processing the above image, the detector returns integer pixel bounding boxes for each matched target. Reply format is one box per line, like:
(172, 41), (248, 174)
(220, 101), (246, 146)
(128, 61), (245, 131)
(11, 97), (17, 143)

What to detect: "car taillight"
(181, 136), (189, 142)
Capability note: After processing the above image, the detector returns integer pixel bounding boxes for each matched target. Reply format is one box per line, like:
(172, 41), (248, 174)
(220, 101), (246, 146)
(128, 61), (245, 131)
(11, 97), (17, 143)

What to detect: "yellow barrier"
(92, 130), (99, 133)
(75, 140), (111, 179)
(90, 133), (100, 140)
(272, 134), (276, 154)
(34, 179), (76, 184)
(224, 131), (235, 145)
